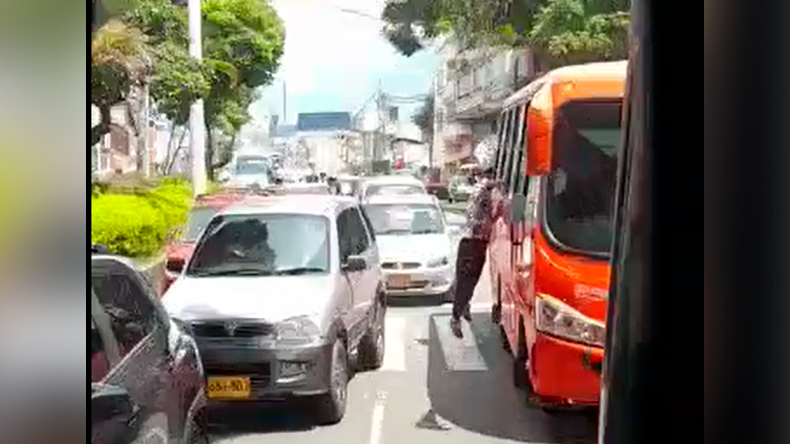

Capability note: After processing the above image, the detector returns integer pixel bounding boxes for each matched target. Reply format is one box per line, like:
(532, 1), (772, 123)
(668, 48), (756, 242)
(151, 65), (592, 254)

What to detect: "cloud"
(253, 0), (438, 123)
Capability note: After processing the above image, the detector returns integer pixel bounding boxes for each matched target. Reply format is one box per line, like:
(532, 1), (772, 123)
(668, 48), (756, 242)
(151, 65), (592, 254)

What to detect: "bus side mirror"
(511, 193), (527, 223)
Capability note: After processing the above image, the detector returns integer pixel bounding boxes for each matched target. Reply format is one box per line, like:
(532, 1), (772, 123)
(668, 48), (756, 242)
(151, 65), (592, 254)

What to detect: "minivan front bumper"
(198, 339), (335, 402)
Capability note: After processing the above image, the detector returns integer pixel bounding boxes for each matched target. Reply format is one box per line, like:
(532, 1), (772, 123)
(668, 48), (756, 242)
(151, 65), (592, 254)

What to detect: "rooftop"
(363, 194), (438, 206)
(221, 194), (357, 218)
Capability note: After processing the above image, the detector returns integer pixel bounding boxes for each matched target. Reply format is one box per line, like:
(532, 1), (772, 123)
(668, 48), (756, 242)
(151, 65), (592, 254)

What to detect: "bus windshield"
(545, 99), (622, 256)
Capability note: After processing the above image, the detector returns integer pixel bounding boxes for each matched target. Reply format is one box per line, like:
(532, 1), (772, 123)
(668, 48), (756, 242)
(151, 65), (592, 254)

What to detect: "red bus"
(488, 60), (627, 411)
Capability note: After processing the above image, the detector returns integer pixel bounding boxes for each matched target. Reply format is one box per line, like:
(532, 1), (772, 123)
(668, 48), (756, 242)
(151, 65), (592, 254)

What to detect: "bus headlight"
(535, 294), (606, 347)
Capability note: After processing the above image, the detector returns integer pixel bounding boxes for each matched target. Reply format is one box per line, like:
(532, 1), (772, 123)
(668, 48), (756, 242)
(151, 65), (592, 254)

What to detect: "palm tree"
(91, 20), (150, 146)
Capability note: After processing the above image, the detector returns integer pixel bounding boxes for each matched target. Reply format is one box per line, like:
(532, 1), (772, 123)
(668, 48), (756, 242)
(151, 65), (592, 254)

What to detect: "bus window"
(497, 109), (512, 181)
(494, 113), (507, 176)
(545, 98), (622, 255)
(502, 109), (517, 189)
(508, 105), (527, 196)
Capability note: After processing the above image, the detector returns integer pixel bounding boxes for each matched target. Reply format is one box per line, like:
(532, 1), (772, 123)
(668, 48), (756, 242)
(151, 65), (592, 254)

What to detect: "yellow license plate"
(206, 376), (251, 399)
(388, 274), (411, 288)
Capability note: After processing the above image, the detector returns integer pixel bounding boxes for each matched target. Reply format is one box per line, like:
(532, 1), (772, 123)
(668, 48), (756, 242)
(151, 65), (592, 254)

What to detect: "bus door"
(489, 108), (512, 292)
(503, 103), (531, 347)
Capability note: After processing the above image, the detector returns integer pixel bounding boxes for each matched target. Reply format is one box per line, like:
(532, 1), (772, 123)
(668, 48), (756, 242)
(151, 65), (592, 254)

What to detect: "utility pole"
(134, 83), (150, 176)
(375, 79), (385, 165)
(188, 0), (207, 197)
(282, 80), (287, 125)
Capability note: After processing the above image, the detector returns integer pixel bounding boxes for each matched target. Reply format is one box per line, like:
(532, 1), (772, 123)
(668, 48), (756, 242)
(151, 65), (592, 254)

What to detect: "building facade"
(432, 38), (546, 178)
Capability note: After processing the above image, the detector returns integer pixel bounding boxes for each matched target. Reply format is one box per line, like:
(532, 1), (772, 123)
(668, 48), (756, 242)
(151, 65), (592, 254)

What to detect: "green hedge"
(91, 179), (192, 258)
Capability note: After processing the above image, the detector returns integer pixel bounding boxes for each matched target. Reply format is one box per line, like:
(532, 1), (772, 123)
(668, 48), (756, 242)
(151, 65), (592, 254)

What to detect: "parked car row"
(92, 174), (467, 441)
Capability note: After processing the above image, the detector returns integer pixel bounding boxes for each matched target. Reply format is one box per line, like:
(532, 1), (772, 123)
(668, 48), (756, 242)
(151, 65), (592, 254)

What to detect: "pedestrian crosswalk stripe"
(431, 314), (488, 372)
(381, 316), (406, 371)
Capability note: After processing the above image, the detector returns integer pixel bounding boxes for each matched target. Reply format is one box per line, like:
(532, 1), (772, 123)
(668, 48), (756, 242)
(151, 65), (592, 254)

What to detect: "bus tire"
(512, 318), (528, 390)
(491, 276), (502, 324)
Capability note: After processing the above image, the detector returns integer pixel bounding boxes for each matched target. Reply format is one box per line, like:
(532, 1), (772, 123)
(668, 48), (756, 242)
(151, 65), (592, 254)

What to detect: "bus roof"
(503, 60), (627, 109)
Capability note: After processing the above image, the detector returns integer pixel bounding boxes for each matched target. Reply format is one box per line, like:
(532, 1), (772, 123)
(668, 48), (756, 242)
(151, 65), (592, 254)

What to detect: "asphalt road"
(208, 264), (598, 444)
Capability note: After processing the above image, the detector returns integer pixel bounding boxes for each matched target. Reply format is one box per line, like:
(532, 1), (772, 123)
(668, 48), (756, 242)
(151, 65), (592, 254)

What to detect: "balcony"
(446, 47), (537, 120)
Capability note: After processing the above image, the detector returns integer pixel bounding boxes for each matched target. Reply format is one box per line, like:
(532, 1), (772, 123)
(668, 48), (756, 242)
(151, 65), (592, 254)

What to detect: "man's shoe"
(450, 317), (463, 338)
(462, 304), (472, 321)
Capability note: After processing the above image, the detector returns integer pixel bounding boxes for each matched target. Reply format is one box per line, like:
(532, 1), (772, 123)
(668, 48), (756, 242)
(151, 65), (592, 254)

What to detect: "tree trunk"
(212, 133), (236, 171)
(205, 127), (215, 181)
(91, 105), (112, 147)
(161, 125), (176, 175)
(165, 127), (187, 175)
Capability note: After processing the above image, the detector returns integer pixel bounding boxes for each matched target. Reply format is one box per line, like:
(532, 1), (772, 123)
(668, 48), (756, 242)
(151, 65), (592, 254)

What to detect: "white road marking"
(369, 391), (388, 444)
(381, 316), (406, 371)
(433, 314), (489, 371)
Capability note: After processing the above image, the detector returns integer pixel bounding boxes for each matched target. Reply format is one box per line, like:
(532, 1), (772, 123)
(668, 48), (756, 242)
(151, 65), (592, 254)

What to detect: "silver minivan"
(161, 195), (385, 425)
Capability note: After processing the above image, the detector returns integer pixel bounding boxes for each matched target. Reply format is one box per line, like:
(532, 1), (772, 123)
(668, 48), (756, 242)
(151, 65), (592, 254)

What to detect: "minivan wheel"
(358, 301), (386, 370)
(315, 340), (349, 425)
(184, 412), (209, 444)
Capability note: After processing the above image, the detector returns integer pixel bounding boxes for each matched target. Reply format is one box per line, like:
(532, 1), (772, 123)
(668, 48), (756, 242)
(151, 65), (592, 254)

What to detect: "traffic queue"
(92, 59), (629, 440)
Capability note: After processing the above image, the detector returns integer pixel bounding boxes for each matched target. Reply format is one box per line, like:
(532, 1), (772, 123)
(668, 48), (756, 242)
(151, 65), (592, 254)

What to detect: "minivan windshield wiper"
(273, 267), (326, 276)
(188, 268), (274, 277)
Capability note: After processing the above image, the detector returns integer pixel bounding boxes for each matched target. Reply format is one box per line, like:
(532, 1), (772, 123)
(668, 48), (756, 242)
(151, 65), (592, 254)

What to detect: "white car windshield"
(363, 204), (445, 235)
(186, 214), (330, 276)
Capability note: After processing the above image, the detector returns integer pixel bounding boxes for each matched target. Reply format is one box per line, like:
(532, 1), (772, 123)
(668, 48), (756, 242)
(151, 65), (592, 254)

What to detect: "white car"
(362, 194), (461, 302)
(360, 175), (427, 199)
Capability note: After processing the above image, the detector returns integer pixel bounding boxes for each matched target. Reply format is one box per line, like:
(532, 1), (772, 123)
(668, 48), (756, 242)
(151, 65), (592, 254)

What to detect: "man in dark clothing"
(450, 166), (501, 338)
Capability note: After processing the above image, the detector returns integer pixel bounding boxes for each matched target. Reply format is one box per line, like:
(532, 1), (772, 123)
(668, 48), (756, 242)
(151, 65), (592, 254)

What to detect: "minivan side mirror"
(341, 255), (367, 272)
(92, 384), (140, 438)
(165, 258), (185, 274)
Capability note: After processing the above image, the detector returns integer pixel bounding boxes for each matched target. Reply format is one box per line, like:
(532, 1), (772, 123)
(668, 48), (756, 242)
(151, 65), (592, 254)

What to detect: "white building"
(432, 38), (546, 177)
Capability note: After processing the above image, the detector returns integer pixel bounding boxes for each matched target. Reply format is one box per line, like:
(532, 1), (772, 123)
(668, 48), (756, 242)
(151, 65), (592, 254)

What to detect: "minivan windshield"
(186, 214), (330, 277)
(363, 204), (445, 235)
(545, 99), (622, 256)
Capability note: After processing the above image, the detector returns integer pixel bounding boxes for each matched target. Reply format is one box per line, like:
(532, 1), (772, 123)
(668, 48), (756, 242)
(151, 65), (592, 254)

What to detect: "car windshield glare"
(363, 204), (445, 235)
(236, 159), (270, 175)
(365, 184), (423, 197)
(186, 213), (330, 277)
(184, 207), (221, 242)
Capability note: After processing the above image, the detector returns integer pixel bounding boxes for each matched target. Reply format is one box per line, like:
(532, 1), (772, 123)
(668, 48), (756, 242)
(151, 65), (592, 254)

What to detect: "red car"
(162, 192), (268, 293)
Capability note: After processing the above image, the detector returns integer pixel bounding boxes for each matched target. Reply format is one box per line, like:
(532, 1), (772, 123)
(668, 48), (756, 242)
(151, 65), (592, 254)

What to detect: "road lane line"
(432, 314), (489, 371)
(381, 316), (406, 371)
(369, 391), (387, 444)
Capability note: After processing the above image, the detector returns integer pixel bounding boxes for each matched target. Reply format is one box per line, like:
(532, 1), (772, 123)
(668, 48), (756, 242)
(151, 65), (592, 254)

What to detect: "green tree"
(200, 0), (285, 179)
(381, 0), (630, 66)
(91, 20), (150, 146)
(412, 94), (435, 142)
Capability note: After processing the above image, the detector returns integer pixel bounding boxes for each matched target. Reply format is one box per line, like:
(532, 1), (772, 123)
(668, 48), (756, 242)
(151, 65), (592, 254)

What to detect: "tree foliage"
(200, 0), (285, 176)
(91, 19), (150, 145)
(412, 94), (435, 142)
(91, 0), (285, 180)
(381, 0), (630, 65)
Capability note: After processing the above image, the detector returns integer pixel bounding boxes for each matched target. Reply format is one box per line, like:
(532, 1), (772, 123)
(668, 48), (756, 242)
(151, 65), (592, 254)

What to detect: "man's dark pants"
(452, 237), (488, 320)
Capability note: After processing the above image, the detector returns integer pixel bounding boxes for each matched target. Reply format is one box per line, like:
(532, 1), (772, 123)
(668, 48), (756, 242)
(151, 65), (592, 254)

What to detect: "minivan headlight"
(275, 316), (322, 345)
(535, 294), (606, 348)
(426, 256), (449, 268)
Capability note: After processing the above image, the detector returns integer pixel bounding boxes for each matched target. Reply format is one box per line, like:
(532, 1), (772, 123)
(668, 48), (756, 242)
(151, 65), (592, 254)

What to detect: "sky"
(250, 0), (440, 126)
